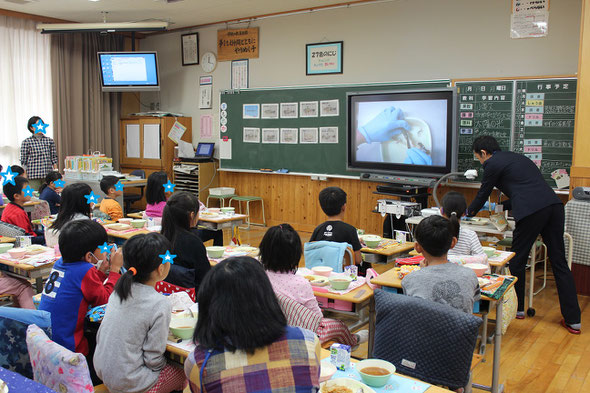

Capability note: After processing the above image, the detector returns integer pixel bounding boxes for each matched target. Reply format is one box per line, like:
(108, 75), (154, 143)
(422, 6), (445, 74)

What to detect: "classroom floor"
(215, 226), (590, 393)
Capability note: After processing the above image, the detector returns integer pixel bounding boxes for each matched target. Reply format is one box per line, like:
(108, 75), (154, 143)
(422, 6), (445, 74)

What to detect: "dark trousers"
(197, 228), (223, 246)
(509, 203), (581, 324)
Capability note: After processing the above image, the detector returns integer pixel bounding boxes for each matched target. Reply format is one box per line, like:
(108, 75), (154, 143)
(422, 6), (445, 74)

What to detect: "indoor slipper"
(561, 319), (581, 335)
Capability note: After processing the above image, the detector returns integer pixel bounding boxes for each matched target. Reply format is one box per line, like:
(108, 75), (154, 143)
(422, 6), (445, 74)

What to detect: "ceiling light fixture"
(37, 21), (168, 34)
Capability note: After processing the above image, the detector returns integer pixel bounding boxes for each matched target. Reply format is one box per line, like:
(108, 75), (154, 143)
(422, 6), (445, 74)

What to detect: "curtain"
(0, 16), (52, 168)
(51, 33), (123, 170)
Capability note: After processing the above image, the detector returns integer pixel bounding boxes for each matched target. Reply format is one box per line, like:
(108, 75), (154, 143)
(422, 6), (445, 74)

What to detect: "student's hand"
(97, 255), (110, 274)
(110, 248), (124, 274)
(359, 107), (410, 143)
(404, 147), (432, 165)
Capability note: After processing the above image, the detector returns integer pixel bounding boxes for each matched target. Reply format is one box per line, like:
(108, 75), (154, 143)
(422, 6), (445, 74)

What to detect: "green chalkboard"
(513, 78), (576, 184)
(456, 81), (514, 179)
(220, 80), (450, 176)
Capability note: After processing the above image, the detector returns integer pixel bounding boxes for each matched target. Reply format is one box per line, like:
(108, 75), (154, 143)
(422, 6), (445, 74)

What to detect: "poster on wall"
(231, 59), (249, 89)
(306, 41), (343, 75)
(510, 0), (549, 38)
(218, 28), (259, 61)
(199, 76), (213, 109)
(181, 33), (199, 66)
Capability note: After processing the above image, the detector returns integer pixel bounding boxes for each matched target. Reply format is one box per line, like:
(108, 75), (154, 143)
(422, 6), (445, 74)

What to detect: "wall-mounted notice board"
(219, 80), (450, 177)
(455, 77), (576, 186)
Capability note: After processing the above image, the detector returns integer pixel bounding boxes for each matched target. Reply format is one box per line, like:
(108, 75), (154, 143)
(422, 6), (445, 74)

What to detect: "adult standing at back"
(20, 115), (58, 191)
(467, 136), (581, 334)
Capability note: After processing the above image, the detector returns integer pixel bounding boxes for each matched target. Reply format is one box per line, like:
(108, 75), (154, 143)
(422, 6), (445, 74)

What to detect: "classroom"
(0, 0), (588, 392)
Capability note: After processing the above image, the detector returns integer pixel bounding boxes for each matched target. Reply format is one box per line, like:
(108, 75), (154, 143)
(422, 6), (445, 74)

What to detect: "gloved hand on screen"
(358, 107), (410, 143)
(404, 147), (432, 165)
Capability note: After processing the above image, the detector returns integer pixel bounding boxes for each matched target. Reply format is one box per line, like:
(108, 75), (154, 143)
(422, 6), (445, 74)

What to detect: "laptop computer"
(179, 142), (214, 163)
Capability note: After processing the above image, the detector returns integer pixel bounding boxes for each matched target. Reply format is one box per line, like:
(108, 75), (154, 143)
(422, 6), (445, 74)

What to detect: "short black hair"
(115, 233), (171, 302)
(27, 116), (42, 134)
(58, 220), (108, 263)
(259, 223), (302, 273)
(11, 165), (25, 177)
(319, 187), (347, 216)
(415, 215), (454, 258)
(50, 183), (92, 231)
(100, 175), (119, 195)
(441, 191), (467, 238)
(472, 136), (501, 156)
(3, 176), (28, 202)
(146, 171), (167, 205)
(194, 256), (286, 353)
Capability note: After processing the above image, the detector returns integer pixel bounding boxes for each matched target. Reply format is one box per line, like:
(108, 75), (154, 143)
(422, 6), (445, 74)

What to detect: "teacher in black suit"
(467, 136), (581, 334)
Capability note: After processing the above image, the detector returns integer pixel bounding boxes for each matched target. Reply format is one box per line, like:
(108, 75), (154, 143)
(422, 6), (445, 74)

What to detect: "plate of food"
(25, 245), (51, 255)
(200, 211), (219, 218)
(381, 117), (432, 165)
(104, 223), (132, 231)
(320, 377), (376, 393)
(304, 275), (329, 287)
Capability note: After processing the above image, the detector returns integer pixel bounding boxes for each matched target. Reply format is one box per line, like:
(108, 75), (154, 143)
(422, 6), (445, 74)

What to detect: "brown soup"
(360, 367), (390, 376)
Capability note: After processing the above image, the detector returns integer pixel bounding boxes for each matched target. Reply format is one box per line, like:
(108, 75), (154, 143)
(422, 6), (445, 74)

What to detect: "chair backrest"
(155, 280), (196, 302)
(26, 324), (94, 392)
(373, 289), (482, 390)
(0, 221), (26, 237)
(130, 169), (146, 179)
(0, 308), (51, 379)
(303, 241), (353, 273)
(276, 292), (322, 334)
(30, 200), (51, 221)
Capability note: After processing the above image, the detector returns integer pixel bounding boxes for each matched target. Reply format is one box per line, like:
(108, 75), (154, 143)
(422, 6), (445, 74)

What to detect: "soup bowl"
(357, 359), (396, 387)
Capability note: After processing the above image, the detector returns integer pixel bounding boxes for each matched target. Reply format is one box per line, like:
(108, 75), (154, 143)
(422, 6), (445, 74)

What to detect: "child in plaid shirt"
(185, 257), (320, 392)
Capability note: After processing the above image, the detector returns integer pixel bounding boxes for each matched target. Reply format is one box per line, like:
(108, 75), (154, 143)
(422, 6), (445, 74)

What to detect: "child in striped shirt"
(441, 192), (485, 256)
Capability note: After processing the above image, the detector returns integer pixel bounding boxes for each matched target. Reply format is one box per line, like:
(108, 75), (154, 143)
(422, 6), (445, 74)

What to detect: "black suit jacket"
(467, 151), (561, 221)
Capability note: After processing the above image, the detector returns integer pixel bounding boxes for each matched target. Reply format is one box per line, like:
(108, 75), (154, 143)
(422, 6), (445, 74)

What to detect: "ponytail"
(441, 191), (467, 239)
(114, 232), (171, 302)
(160, 191), (200, 246)
(40, 171), (62, 194)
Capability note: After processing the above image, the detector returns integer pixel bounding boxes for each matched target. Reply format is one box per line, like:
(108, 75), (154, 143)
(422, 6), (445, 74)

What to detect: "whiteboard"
(126, 124), (141, 158)
(143, 124), (161, 159)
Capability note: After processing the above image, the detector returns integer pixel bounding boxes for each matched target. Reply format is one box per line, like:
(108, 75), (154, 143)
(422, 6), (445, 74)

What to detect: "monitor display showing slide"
(347, 89), (457, 178)
(98, 52), (160, 91)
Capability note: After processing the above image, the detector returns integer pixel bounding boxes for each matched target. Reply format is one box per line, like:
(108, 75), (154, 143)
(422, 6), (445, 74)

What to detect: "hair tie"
(451, 212), (458, 216)
(129, 267), (137, 276)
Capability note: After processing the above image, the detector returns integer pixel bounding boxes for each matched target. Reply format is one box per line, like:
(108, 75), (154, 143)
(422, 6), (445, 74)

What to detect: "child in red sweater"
(2, 176), (44, 244)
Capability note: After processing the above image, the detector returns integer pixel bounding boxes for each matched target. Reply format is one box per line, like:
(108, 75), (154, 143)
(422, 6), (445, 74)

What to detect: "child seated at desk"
(94, 233), (187, 393)
(0, 272), (34, 309)
(39, 220), (122, 383)
(10, 165), (26, 179)
(310, 187), (363, 269)
(160, 191), (210, 295)
(144, 171), (170, 219)
(99, 175), (123, 221)
(442, 191), (485, 257)
(262, 223), (368, 348)
(38, 171), (63, 215)
(45, 183), (93, 248)
(402, 215), (480, 314)
(1, 176), (45, 244)
(185, 256), (320, 393)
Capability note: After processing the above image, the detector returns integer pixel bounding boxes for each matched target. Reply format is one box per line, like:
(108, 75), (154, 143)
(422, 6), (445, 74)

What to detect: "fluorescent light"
(37, 21), (168, 34)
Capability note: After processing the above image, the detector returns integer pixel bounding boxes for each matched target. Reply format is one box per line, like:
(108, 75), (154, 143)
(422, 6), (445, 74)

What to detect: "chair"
(155, 280), (196, 302)
(229, 195), (266, 229)
(276, 293), (322, 334)
(123, 169), (146, 214)
(0, 307), (51, 379)
(30, 200), (51, 221)
(0, 221), (26, 238)
(304, 241), (353, 273)
(26, 324), (107, 393)
(206, 193), (236, 208)
(373, 289), (482, 391)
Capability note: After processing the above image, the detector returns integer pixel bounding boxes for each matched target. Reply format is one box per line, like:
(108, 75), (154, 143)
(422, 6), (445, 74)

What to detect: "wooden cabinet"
(119, 116), (192, 180)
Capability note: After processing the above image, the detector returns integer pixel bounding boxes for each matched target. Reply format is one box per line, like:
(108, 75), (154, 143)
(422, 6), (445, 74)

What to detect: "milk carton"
(344, 265), (358, 281)
(330, 343), (351, 371)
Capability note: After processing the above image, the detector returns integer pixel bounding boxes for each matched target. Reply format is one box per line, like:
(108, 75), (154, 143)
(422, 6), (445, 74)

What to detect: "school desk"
(103, 227), (150, 241)
(408, 249), (515, 274)
(0, 200), (41, 213)
(360, 240), (415, 264)
(0, 257), (54, 293)
(405, 215), (515, 237)
(126, 211), (248, 232)
(370, 270), (517, 393)
(164, 342), (452, 392)
(0, 237), (15, 244)
(313, 284), (376, 358)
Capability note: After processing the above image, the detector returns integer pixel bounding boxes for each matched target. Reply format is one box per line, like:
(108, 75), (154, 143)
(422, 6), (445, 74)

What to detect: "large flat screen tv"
(347, 88), (457, 179)
(98, 51), (160, 92)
